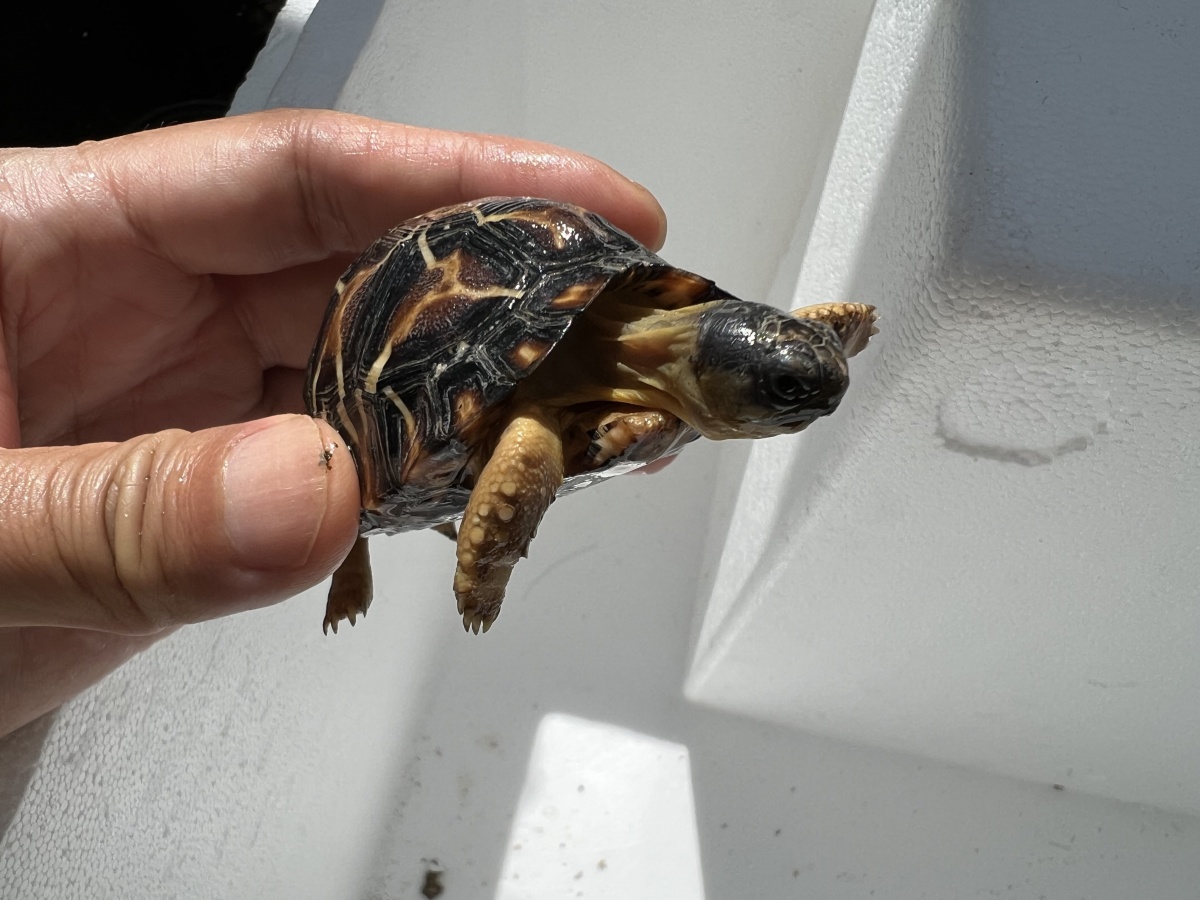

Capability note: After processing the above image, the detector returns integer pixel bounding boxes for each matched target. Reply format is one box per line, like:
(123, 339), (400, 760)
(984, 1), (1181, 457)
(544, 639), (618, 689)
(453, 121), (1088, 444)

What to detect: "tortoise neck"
(514, 294), (719, 426)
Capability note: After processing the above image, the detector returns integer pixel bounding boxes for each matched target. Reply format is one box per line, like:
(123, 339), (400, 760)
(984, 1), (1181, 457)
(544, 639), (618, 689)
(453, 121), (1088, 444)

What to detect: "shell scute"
(305, 197), (670, 534)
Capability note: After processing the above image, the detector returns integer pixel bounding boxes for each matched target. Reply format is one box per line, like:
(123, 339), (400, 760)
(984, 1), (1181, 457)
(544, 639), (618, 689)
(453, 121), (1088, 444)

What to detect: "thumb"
(0, 415), (360, 632)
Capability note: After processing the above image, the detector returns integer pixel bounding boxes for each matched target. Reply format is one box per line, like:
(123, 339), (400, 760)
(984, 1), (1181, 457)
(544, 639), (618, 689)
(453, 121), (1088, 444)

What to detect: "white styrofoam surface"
(4, 1), (1200, 898)
(494, 714), (704, 899)
(687, 0), (1200, 819)
(227, 0), (321, 116)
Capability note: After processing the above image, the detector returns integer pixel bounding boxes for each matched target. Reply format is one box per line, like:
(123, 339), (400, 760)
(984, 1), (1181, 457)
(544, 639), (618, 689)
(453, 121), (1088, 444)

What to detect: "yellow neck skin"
(515, 294), (721, 431)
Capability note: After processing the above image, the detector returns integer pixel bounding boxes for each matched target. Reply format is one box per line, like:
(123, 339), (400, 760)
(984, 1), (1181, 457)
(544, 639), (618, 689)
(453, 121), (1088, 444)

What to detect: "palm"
(0, 110), (665, 736)
(14, 251), (348, 447)
(0, 258), (340, 735)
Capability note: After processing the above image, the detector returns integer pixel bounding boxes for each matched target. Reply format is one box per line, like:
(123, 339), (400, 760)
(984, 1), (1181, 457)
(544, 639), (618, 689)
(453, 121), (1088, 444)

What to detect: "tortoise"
(305, 197), (877, 635)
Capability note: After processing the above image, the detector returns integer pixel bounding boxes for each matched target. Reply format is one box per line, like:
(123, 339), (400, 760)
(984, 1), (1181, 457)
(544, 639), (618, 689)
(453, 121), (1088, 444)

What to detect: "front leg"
(791, 302), (878, 357)
(455, 405), (565, 634)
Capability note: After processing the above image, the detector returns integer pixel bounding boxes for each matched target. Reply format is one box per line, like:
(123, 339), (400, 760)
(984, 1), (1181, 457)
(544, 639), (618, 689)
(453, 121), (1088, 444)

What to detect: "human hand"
(0, 109), (666, 735)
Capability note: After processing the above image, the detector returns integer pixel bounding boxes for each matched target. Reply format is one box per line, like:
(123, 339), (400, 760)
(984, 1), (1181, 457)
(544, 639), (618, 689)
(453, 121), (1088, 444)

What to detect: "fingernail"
(632, 180), (668, 249)
(223, 415), (329, 571)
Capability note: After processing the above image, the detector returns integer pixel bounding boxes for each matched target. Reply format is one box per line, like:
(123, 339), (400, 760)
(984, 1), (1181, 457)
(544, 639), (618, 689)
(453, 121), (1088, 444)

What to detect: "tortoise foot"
(455, 577), (503, 635)
(791, 302), (878, 357)
(324, 536), (373, 635)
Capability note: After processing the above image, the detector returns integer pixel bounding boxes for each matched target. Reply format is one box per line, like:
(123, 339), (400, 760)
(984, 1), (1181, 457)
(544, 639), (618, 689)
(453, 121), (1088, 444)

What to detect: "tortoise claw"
(323, 608), (366, 635)
(323, 536), (372, 636)
(461, 608), (498, 634)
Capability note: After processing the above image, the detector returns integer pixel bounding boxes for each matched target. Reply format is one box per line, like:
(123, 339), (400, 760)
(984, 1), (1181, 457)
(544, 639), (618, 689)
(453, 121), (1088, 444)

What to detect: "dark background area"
(1, 0), (286, 147)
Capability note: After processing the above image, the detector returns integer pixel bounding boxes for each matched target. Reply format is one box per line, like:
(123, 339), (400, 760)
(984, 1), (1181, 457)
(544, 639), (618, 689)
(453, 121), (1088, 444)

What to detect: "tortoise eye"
(765, 371), (811, 406)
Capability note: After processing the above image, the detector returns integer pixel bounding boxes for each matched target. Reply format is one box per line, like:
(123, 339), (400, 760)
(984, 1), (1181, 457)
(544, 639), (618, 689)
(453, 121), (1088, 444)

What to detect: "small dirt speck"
(420, 862), (444, 899)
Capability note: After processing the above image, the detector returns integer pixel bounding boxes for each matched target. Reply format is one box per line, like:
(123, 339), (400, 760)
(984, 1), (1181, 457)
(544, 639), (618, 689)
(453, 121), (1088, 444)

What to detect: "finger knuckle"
(94, 432), (182, 632)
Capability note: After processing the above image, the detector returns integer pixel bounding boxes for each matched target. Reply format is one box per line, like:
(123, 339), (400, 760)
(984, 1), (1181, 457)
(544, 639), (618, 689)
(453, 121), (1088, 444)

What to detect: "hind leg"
(323, 535), (373, 634)
(583, 409), (698, 469)
(454, 405), (565, 634)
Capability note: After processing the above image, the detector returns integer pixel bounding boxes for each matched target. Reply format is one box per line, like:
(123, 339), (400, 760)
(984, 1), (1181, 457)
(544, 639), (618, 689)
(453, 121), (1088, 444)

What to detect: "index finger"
(75, 109), (669, 273)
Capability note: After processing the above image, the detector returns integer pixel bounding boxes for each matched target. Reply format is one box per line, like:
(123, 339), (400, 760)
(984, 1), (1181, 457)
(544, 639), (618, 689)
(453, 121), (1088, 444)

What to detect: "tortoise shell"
(305, 196), (722, 535)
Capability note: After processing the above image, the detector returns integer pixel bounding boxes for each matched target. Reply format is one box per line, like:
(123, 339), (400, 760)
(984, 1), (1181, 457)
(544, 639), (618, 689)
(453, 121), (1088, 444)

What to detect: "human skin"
(0, 109), (666, 736)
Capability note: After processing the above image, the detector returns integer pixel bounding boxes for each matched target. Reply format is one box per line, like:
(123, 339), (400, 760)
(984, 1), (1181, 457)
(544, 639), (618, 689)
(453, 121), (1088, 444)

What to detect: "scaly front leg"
(791, 302), (878, 357)
(455, 405), (565, 634)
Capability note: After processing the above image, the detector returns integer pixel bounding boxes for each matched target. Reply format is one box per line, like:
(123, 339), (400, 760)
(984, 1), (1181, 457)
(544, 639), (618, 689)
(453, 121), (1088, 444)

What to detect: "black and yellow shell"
(305, 197), (719, 535)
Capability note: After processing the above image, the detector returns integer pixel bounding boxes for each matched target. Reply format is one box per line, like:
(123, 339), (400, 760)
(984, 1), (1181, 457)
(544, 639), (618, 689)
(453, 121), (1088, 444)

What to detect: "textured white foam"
(689, 0), (1200, 819)
(937, 362), (1111, 466)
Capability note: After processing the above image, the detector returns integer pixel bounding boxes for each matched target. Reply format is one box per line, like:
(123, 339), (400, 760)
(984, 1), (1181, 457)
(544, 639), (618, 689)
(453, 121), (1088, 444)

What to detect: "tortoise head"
(689, 299), (853, 439)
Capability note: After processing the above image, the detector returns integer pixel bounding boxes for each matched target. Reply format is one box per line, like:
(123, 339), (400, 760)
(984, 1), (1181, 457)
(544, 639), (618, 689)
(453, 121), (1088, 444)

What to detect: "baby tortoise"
(305, 197), (876, 634)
